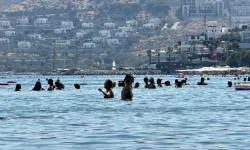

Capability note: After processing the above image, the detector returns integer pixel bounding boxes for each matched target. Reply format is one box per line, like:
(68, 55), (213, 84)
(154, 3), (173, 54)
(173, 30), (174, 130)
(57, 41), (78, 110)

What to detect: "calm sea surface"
(0, 75), (250, 150)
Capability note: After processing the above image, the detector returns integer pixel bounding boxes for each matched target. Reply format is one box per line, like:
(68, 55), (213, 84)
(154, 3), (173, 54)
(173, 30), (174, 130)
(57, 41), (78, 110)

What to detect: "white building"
(198, 25), (228, 39)
(16, 17), (29, 25)
(118, 26), (133, 32)
(143, 23), (156, 30)
(106, 38), (119, 46)
(83, 42), (96, 49)
(99, 30), (111, 37)
(76, 30), (88, 38)
(92, 37), (105, 43)
(149, 18), (161, 27)
(126, 20), (137, 27)
(18, 41), (31, 48)
(55, 28), (68, 34)
(4, 31), (15, 37)
(178, 35), (208, 54)
(0, 38), (9, 45)
(35, 18), (49, 26)
(230, 0), (250, 27)
(53, 40), (72, 47)
(82, 22), (94, 28)
(181, 0), (224, 19)
(115, 32), (128, 38)
(28, 33), (42, 40)
(0, 20), (11, 28)
(104, 22), (116, 29)
(61, 21), (74, 29)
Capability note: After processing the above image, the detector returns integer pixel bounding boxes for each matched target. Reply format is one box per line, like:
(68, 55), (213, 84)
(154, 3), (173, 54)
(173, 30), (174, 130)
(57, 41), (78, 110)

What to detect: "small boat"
(176, 73), (184, 78)
(79, 83), (88, 85)
(7, 81), (17, 84)
(0, 83), (9, 86)
(235, 84), (250, 91)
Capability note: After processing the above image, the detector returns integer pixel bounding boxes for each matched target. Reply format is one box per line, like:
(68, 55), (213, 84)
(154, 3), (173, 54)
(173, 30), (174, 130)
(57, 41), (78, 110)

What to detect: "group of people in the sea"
(17, 73), (250, 100)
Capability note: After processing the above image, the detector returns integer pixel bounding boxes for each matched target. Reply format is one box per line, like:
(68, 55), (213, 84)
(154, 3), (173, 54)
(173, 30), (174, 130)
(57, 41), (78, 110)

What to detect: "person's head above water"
(74, 83), (80, 89)
(228, 81), (232, 87)
(201, 77), (205, 83)
(144, 77), (149, 84)
(134, 82), (140, 88)
(165, 81), (171, 86)
(149, 77), (155, 84)
(124, 74), (134, 85)
(15, 84), (21, 91)
(48, 78), (54, 86)
(33, 80), (42, 91)
(157, 78), (162, 85)
(104, 79), (113, 91)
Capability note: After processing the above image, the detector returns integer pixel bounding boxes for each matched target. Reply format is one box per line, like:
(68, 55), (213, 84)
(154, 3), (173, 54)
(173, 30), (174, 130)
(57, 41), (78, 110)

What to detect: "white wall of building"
(18, 41), (31, 48)
(4, 31), (15, 37)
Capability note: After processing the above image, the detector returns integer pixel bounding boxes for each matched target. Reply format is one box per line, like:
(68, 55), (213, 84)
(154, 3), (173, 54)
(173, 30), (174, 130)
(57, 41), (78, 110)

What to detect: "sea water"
(0, 75), (250, 150)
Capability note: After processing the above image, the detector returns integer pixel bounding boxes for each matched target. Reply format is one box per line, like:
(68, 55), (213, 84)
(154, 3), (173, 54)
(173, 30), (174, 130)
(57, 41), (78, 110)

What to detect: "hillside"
(1, 0), (141, 12)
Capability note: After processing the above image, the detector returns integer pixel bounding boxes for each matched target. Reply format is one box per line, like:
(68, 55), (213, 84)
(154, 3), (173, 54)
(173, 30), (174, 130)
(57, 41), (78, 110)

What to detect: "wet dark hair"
(207, 78), (210, 80)
(165, 81), (171, 86)
(157, 78), (162, 85)
(15, 84), (21, 91)
(105, 79), (113, 90)
(201, 77), (205, 82)
(134, 82), (140, 88)
(144, 77), (149, 84)
(177, 81), (182, 88)
(48, 79), (54, 86)
(228, 81), (232, 87)
(124, 74), (133, 84)
(32, 81), (42, 91)
(244, 78), (247, 81)
(74, 83), (80, 89)
(175, 79), (179, 84)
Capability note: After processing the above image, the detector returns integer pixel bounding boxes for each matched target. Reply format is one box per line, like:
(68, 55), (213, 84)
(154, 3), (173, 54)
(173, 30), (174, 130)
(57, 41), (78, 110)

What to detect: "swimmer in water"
(15, 84), (22, 91)
(74, 83), (80, 89)
(148, 77), (156, 89)
(47, 79), (54, 91)
(165, 81), (171, 86)
(144, 77), (149, 88)
(98, 79), (114, 99)
(157, 78), (162, 87)
(32, 79), (45, 91)
(121, 74), (134, 100)
(134, 82), (140, 88)
(197, 77), (208, 85)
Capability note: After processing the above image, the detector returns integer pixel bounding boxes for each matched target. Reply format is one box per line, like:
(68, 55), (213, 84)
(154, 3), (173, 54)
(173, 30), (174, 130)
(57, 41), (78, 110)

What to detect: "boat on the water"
(7, 81), (17, 84)
(0, 83), (9, 86)
(235, 83), (250, 91)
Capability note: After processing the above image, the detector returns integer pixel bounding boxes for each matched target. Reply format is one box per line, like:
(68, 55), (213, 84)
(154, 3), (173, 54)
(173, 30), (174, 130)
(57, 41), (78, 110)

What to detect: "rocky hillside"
(0, 0), (140, 12)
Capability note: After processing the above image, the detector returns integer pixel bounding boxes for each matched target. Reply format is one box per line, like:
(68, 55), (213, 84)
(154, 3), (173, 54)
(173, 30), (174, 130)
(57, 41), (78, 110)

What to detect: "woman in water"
(47, 79), (54, 91)
(148, 77), (156, 89)
(121, 74), (134, 100)
(98, 79), (114, 99)
(197, 77), (208, 85)
(144, 77), (149, 88)
(32, 79), (44, 91)
(157, 78), (162, 87)
(15, 84), (22, 91)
